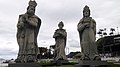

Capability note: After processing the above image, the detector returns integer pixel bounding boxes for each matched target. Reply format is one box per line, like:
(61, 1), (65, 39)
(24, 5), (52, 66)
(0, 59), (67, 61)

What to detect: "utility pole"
(117, 27), (119, 35)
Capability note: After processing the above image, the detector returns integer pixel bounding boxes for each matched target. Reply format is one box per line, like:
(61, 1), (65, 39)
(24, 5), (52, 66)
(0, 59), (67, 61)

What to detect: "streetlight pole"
(117, 27), (119, 35)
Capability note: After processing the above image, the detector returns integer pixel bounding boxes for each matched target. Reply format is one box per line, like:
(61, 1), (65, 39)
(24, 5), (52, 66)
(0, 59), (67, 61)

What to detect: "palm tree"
(97, 29), (104, 38)
(97, 31), (102, 37)
(103, 32), (107, 36)
(103, 28), (107, 37)
(109, 28), (115, 36)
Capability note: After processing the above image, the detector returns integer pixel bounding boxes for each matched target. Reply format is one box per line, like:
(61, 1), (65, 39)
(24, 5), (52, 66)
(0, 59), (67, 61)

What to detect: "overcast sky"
(0, 0), (120, 59)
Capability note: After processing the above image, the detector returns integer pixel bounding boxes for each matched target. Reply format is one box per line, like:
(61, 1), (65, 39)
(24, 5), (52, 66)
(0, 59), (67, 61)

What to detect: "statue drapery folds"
(53, 21), (67, 61)
(16, 0), (41, 63)
(77, 5), (100, 60)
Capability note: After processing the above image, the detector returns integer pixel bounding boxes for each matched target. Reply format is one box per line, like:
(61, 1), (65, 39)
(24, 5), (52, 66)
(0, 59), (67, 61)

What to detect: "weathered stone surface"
(53, 21), (67, 61)
(51, 60), (69, 66)
(77, 5), (100, 60)
(74, 60), (108, 67)
(8, 63), (42, 67)
(51, 60), (69, 64)
(15, 0), (41, 63)
(76, 5), (108, 67)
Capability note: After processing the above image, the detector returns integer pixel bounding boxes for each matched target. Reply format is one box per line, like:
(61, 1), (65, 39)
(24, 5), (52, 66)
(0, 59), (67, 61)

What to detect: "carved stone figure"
(15, 0), (41, 63)
(77, 5), (100, 60)
(53, 21), (67, 61)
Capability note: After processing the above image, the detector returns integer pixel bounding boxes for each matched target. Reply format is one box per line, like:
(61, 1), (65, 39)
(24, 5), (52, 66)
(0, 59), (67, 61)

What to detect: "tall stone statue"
(53, 21), (67, 61)
(16, 0), (41, 63)
(77, 5), (100, 60)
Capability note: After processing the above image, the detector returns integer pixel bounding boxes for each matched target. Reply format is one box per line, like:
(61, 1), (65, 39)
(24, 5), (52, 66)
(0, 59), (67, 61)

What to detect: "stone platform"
(74, 60), (108, 67)
(51, 60), (69, 66)
(8, 62), (42, 67)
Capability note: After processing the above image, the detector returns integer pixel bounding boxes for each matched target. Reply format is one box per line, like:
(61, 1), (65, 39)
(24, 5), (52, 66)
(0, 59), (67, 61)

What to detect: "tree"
(109, 28), (115, 35)
(97, 29), (104, 38)
(103, 28), (107, 37)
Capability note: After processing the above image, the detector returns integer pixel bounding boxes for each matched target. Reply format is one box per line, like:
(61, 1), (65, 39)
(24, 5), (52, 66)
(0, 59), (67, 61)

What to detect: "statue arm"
(53, 32), (56, 38)
(53, 29), (67, 38)
(25, 15), (38, 27)
(53, 30), (59, 38)
(27, 18), (38, 27)
(17, 15), (24, 29)
(77, 19), (85, 33)
(62, 30), (67, 38)
(64, 31), (67, 47)
(92, 19), (96, 35)
(57, 30), (67, 38)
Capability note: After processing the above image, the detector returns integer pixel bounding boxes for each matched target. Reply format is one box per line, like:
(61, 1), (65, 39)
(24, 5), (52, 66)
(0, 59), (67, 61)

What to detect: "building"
(97, 35), (120, 57)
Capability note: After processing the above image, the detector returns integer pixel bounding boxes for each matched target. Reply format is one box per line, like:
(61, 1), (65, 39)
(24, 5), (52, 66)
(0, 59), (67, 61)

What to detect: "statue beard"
(27, 10), (35, 16)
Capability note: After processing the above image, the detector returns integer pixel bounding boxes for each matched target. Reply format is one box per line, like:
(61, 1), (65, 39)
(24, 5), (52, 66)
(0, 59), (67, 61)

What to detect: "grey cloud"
(68, 39), (80, 48)
(0, 49), (17, 55)
(37, 0), (82, 22)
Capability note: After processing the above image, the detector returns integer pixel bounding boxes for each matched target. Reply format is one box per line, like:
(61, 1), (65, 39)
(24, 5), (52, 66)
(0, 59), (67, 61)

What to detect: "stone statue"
(77, 5), (100, 60)
(53, 21), (67, 61)
(15, 0), (41, 63)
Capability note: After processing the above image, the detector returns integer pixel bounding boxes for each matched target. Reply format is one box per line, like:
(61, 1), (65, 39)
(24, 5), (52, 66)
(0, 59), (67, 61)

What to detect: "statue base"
(8, 62), (42, 67)
(51, 60), (69, 66)
(74, 60), (108, 67)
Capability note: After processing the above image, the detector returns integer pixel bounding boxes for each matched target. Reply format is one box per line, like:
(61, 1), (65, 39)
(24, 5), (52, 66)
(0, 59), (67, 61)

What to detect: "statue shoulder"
(33, 15), (41, 20)
(55, 29), (59, 31)
(19, 14), (26, 17)
(63, 29), (66, 32)
(33, 15), (41, 23)
(55, 29), (66, 32)
(78, 18), (83, 25)
(79, 18), (84, 23)
(91, 18), (96, 24)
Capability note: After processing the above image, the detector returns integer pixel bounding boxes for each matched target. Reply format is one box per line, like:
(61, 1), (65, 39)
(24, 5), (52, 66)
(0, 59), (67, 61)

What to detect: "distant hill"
(0, 58), (5, 60)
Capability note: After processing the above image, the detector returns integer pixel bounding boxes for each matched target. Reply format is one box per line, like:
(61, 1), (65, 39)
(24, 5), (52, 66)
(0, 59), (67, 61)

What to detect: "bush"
(108, 62), (120, 67)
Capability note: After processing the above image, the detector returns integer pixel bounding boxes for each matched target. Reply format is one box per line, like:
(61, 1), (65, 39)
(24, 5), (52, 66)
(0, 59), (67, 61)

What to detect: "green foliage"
(96, 35), (114, 46)
(44, 65), (74, 67)
(38, 60), (120, 67)
(38, 60), (52, 65)
(38, 60), (78, 67)
(108, 62), (120, 67)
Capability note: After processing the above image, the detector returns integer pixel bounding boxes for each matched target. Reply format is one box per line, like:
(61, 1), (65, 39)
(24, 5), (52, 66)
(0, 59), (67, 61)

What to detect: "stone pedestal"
(8, 63), (42, 67)
(51, 60), (69, 66)
(74, 60), (108, 67)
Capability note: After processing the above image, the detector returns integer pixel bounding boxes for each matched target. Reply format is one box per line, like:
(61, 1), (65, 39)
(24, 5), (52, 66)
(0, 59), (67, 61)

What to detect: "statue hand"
(17, 22), (24, 29)
(86, 24), (90, 28)
(57, 30), (63, 35)
(84, 23), (90, 28)
(23, 14), (29, 23)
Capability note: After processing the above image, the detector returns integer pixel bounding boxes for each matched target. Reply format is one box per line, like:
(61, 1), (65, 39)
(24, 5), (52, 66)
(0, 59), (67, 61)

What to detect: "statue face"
(58, 24), (63, 29)
(83, 11), (90, 17)
(27, 6), (35, 16)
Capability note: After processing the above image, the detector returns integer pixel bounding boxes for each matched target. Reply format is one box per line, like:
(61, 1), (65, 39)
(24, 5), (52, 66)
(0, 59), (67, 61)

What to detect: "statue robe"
(77, 17), (98, 60)
(16, 14), (41, 62)
(53, 29), (67, 60)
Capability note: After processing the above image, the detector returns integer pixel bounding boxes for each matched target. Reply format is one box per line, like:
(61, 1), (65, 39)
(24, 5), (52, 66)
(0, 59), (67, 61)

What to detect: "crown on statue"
(83, 5), (90, 12)
(29, 0), (37, 8)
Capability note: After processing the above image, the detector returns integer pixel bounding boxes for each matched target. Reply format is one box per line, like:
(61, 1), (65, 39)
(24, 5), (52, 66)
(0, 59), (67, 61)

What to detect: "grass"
(38, 60), (78, 66)
(5, 61), (120, 67)
(44, 65), (74, 67)
(43, 62), (120, 67)
(108, 62), (120, 67)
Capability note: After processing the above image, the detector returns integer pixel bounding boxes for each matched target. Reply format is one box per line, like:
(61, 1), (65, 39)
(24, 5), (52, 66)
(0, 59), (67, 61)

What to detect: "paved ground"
(0, 63), (8, 67)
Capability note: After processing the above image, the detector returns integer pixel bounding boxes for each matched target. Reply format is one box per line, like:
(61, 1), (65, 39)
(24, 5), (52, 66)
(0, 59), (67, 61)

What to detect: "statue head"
(58, 21), (64, 29)
(27, 6), (35, 16)
(83, 5), (90, 17)
(27, 0), (37, 16)
(29, 0), (37, 8)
